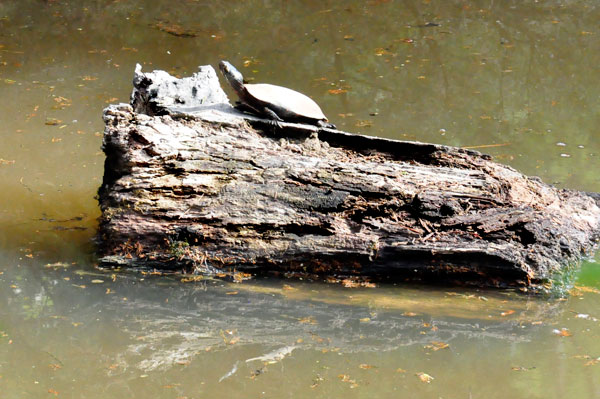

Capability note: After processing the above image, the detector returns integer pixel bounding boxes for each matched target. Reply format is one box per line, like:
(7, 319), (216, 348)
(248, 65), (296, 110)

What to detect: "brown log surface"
(97, 64), (600, 291)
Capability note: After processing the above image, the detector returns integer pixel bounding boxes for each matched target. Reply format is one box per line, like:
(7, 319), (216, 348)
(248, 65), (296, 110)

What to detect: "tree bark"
(97, 64), (600, 291)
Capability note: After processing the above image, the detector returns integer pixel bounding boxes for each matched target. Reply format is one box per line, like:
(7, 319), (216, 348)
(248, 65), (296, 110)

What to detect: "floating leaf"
(374, 47), (392, 56)
(552, 328), (572, 337)
(584, 358), (600, 366)
(571, 285), (600, 295)
(416, 372), (434, 383)
(181, 276), (203, 282)
(355, 120), (373, 128)
(232, 271), (252, 282)
(424, 341), (449, 351)
(338, 374), (358, 388)
(575, 313), (598, 321)
(45, 262), (69, 268)
(45, 118), (62, 126)
(154, 21), (197, 37)
(511, 366), (535, 371)
(310, 374), (324, 388)
(52, 96), (72, 109)
(359, 364), (376, 369)
(342, 279), (359, 288)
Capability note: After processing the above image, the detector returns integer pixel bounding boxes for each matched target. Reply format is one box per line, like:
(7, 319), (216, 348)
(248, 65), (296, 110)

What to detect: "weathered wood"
(97, 64), (600, 291)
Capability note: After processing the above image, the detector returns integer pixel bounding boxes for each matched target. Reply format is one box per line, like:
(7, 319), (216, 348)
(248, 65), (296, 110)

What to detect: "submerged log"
(97, 64), (600, 291)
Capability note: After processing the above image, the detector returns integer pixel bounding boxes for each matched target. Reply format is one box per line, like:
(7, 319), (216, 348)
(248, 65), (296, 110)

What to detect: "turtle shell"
(244, 83), (327, 121)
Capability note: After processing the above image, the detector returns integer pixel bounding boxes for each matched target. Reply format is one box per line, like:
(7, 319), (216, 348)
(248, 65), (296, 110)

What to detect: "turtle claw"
(267, 119), (283, 129)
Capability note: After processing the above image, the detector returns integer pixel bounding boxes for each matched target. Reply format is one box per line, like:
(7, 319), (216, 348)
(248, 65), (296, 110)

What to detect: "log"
(97, 64), (600, 291)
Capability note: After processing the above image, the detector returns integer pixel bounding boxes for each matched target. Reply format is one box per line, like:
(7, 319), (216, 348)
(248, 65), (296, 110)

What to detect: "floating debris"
(153, 21), (197, 37)
(218, 361), (240, 382)
(552, 328), (572, 337)
(416, 372), (434, 383)
(245, 345), (297, 364)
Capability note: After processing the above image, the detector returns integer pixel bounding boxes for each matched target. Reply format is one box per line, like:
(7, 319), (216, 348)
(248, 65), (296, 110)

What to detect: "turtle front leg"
(233, 101), (258, 115)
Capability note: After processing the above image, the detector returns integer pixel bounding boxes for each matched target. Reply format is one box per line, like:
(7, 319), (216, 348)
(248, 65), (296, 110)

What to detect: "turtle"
(218, 60), (335, 129)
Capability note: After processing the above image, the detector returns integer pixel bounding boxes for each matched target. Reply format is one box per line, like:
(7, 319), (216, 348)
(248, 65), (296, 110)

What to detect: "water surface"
(0, 1), (599, 397)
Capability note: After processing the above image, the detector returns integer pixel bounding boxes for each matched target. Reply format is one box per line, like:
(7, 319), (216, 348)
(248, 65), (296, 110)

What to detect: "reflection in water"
(2, 253), (600, 398)
(0, 0), (599, 397)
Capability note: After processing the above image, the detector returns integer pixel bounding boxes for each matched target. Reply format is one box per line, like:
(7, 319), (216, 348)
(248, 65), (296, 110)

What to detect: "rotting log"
(97, 64), (600, 291)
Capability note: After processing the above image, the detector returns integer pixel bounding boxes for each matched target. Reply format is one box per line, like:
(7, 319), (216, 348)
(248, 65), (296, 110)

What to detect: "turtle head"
(219, 60), (244, 92)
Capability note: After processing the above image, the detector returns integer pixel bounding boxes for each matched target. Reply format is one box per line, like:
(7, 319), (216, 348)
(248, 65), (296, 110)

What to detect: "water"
(1, 0), (599, 397)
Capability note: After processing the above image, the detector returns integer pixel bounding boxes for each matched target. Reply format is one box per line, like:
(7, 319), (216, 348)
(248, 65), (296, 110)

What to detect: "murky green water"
(1, 1), (599, 397)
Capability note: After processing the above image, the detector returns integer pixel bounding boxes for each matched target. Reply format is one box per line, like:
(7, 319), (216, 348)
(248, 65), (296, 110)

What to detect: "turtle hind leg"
(233, 103), (284, 128)
(262, 107), (284, 128)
